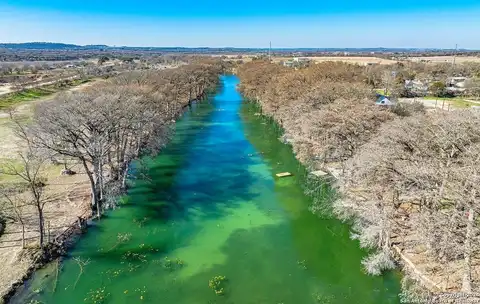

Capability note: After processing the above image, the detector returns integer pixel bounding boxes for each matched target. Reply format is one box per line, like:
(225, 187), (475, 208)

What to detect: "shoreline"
(244, 99), (480, 302)
(0, 91), (213, 304)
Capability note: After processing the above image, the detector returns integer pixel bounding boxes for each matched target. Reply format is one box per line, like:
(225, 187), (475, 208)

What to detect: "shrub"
(390, 101), (425, 117)
(361, 251), (396, 276)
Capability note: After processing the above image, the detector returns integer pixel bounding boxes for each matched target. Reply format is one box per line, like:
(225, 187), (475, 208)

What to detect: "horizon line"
(1, 42), (478, 51)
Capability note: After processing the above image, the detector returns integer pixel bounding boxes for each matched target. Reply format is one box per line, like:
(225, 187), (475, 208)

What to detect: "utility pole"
(453, 43), (458, 72)
(269, 41), (272, 62)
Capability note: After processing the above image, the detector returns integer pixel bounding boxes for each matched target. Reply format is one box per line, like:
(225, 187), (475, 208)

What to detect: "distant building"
(283, 60), (294, 67)
(447, 77), (467, 87)
(405, 80), (428, 93)
(283, 58), (310, 68)
(446, 77), (468, 95)
(293, 57), (310, 63)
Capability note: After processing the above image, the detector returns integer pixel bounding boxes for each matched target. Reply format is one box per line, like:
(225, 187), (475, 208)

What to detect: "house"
(448, 77), (467, 87)
(292, 57), (311, 63)
(283, 58), (310, 68)
(405, 80), (428, 96)
(446, 77), (468, 95)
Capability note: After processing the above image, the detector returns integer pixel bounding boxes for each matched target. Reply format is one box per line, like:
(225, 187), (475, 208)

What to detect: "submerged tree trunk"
(462, 207), (474, 292)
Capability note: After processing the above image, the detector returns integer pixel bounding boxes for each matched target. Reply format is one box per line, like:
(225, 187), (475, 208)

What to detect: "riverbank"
(9, 75), (401, 304)
(240, 99), (480, 301)
(0, 64), (223, 299)
(236, 61), (480, 301)
(0, 102), (209, 304)
(0, 80), (100, 303)
(0, 97), (213, 304)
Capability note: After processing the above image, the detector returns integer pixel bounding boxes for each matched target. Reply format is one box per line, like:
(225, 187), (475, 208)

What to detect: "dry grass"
(394, 228), (480, 293)
(0, 165), (91, 300)
(408, 56), (480, 64)
(0, 81), (95, 301)
(272, 56), (397, 65)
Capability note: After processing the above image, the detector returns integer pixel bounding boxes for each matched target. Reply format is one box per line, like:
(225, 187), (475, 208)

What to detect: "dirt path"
(0, 80), (99, 119)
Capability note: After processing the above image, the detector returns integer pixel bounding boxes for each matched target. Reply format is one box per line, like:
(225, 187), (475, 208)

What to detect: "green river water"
(11, 75), (400, 304)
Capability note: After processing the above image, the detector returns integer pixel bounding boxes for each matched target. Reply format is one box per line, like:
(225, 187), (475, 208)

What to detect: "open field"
(272, 56), (397, 65)
(399, 96), (480, 110)
(0, 78), (91, 110)
(408, 56), (480, 63)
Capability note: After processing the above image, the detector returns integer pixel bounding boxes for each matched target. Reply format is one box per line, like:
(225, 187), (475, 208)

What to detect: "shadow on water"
(10, 75), (401, 304)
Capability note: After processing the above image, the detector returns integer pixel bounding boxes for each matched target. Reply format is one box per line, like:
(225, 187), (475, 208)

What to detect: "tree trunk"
(462, 207), (474, 292)
(81, 158), (100, 218)
(21, 221), (25, 249)
(122, 165), (129, 189)
(99, 156), (104, 202)
(37, 206), (44, 250)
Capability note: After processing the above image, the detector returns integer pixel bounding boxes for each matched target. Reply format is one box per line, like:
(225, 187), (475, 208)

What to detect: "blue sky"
(1, 0), (480, 48)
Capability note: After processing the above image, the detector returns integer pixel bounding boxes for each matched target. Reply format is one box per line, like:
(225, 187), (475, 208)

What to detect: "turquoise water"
(11, 75), (400, 304)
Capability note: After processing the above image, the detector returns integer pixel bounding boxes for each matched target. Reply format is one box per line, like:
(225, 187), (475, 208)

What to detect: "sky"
(1, 0), (480, 48)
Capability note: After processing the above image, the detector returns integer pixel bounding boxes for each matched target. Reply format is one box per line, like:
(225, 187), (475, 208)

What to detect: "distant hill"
(0, 42), (109, 50)
(0, 42), (477, 53)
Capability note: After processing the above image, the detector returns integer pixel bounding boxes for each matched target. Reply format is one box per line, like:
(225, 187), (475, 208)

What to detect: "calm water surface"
(12, 75), (400, 304)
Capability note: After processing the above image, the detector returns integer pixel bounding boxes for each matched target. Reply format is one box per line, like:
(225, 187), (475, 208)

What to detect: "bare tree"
(0, 185), (28, 248)
(0, 150), (50, 249)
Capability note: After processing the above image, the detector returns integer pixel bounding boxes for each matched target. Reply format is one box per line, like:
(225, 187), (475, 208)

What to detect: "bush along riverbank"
(237, 61), (480, 302)
(0, 61), (224, 303)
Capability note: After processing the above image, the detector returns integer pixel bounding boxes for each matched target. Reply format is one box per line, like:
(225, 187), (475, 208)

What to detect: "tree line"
(237, 60), (480, 297)
(0, 62), (223, 250)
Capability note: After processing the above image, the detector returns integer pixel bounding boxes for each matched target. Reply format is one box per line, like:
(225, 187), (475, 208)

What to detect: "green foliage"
(208, 276), (227, 296)
(0, 78), (91, 109)
(0, 88), (52, 109)
(429, 81), (447, 97)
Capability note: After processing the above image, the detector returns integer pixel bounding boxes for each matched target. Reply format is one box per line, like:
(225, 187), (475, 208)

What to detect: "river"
(11, 75), (400, 304)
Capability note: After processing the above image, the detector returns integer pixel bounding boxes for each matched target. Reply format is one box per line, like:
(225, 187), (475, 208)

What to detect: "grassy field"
(407, 56), (480, 64)
(0, 79), (90, 110)
(271, 56), (397, 65)
(422, 96), (479, 108)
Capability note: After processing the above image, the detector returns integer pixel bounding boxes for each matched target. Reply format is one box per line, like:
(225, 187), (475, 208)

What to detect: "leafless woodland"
(0, 60), (223, 250)
(237, 60), (480, 299)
